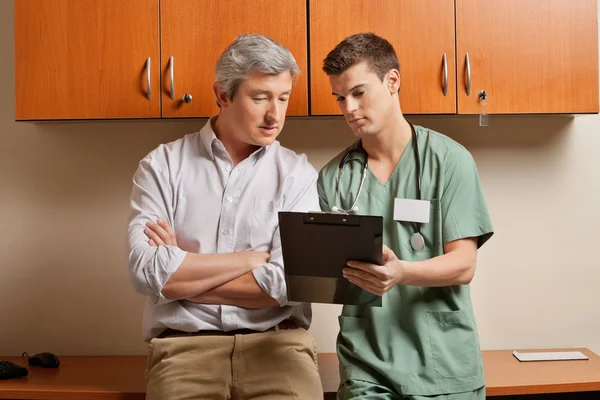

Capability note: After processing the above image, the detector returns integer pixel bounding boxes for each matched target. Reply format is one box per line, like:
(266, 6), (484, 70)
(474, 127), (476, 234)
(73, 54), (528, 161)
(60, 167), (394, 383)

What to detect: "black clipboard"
(278, 211), (383, 306)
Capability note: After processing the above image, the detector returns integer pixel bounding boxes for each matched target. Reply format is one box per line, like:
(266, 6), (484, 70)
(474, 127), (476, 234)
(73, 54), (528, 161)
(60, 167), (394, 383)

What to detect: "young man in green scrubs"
(318, 33), (494, 400)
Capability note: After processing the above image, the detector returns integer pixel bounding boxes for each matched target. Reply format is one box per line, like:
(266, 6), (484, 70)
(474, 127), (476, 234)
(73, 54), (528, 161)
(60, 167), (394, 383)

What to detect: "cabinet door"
(14, 0), (160, 120)
(456, 0), (599, 114)
(161, 0), (308, 117)
(310, 0), (456, 115)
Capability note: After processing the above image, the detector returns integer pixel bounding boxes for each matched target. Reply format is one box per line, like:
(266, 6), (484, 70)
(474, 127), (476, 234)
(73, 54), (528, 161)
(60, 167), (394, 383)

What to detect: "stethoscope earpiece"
(331, 204), (358, 213)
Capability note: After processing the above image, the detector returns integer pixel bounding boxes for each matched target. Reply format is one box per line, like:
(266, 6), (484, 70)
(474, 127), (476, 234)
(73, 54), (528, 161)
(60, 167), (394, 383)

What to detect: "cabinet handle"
(465, 53), (471, 96)
(442, 53), (448, 96)
(146, 57), (151, 101)
(169, 56), (174, 100)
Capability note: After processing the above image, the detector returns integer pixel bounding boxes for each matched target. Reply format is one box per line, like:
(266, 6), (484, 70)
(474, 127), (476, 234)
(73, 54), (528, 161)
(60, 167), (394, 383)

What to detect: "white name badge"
(393, 198), (430, 224)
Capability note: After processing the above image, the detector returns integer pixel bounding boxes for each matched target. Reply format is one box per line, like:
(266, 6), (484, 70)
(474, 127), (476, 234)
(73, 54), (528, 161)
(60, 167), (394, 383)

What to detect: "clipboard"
(278, 211), (383, 306)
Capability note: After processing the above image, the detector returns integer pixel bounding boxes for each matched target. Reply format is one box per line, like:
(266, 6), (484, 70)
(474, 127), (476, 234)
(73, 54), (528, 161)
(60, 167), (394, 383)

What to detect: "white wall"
(1, 0), (598, 356)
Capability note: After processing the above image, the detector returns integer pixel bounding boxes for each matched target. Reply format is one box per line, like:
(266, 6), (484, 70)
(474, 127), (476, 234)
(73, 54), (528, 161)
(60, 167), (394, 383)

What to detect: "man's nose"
(341, 97), (358, 115)
(265, 100), (281, 124)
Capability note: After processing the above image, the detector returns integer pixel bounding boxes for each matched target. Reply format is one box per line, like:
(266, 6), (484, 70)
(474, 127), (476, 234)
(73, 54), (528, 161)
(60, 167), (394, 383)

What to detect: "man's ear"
(386, 69), (401, 94)
(213, 83), (229, 108)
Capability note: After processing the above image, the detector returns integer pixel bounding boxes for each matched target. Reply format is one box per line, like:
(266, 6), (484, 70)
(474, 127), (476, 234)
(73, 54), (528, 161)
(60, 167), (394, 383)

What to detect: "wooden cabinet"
(456, 0), (599, 114)
(13, 1), (599, 119)
(310, 0), (599, 116)
(14, 0), (306, 120)
(160, 0), (307, 118)
(309, 0), (456, 115)
(14, 0), (160, 120)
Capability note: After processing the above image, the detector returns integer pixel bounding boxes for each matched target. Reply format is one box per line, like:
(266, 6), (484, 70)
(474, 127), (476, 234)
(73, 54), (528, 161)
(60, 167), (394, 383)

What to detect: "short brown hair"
(322, 33), (400, 81)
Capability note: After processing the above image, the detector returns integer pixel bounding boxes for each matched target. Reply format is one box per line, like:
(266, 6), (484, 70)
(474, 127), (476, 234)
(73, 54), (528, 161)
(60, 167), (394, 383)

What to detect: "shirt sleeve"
(440, 148), (494, 248)
(317, 171), (333, 212)
(126, 157), (188, 305)
(252, 168), (320, 306)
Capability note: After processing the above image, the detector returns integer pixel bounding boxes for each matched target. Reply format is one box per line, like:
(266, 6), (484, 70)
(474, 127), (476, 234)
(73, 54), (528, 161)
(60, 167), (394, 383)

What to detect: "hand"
(144, 219), (178, 247)
(343, 245), (406, 296)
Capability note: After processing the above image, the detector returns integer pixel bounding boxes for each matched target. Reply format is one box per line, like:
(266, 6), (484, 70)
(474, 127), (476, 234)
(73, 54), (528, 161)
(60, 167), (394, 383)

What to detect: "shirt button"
(226, 197), (233, 203)
(225, 165), (232, 171)
(222, 230), (229, 236)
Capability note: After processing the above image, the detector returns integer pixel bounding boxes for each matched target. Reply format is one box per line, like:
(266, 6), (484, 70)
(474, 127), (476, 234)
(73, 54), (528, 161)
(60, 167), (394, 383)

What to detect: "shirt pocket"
(250, 197), (281, 252)
(426, 310), (480, 378)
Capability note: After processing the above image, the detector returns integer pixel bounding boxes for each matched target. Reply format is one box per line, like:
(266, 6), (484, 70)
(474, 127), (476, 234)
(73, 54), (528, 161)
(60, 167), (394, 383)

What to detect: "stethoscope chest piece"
(410, 232), (425, 251)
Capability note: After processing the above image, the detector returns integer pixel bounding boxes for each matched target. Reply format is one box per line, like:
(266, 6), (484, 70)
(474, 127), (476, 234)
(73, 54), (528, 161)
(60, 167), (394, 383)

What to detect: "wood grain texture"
(484, 348), (600, 396)
(309, 0), (456, 115)
(456, 0), (599, 114)
(160, 0), (308, 117)
(0, 356), (146, 400)
(1, 350), (599, 398)
(14, 0), (160, 120)
(0, 354), (336, 399)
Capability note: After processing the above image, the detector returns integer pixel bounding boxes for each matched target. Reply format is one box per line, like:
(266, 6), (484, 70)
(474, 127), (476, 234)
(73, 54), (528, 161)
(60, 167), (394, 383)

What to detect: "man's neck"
(361, 112), (412, 165)
(213, 115), (259, 166)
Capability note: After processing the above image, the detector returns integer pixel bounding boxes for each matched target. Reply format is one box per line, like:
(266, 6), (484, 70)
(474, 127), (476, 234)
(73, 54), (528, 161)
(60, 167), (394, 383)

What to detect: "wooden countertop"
(483, 348), (600, 396)
(0, 355), (146, 400)
(1, 349), (599, 399)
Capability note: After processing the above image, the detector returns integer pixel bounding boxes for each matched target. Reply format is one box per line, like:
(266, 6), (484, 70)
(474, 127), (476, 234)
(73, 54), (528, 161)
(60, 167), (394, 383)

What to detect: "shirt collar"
(199, 116), (219, 161)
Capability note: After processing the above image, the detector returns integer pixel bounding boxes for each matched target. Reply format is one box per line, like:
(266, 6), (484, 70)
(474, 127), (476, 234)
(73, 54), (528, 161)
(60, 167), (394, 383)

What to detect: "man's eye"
(335, 97), (344, 102)
(354, 91), (365, 97)
(279, 97), (289, 103)
(253, 98), (267, 102)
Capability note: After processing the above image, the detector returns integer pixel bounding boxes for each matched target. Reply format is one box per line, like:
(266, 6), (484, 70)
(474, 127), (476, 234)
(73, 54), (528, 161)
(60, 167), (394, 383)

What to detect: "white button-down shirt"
(127, 118), (319, 341)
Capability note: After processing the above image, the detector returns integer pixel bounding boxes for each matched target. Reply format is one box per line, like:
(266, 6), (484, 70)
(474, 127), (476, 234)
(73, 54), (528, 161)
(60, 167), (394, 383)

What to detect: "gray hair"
(214, 34), (301, 104)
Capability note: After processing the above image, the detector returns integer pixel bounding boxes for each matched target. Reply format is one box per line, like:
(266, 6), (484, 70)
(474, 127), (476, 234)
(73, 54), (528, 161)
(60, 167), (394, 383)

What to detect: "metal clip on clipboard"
(303, 212), (360, 226)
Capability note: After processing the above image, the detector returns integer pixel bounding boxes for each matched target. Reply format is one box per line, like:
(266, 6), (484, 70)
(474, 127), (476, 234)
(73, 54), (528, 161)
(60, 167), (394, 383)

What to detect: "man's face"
(223, 70), (292, 147)
(329, 61), (397, 138)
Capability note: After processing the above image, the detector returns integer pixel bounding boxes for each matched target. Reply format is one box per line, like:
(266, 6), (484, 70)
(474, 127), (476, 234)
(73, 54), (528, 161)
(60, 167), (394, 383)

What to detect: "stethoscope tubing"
(334, 122), (425, 250)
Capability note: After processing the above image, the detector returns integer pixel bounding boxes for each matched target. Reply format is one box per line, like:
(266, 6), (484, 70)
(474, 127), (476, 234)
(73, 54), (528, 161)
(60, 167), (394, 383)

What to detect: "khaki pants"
(145, 327), (323, 400)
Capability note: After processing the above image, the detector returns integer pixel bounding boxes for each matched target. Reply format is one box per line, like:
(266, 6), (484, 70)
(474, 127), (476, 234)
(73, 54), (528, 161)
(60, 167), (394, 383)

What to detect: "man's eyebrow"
(332, 83), (366, 96)
(249, 89), (292, 96)
(249, 89), (271, 96)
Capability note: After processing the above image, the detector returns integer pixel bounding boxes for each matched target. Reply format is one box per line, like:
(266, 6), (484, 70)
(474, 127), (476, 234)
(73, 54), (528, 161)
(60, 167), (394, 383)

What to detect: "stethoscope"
(331, 122), (426, 251)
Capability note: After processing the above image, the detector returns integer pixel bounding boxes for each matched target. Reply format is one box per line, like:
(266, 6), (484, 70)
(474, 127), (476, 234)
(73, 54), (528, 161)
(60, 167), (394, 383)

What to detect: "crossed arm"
(144, 219), (279, 308)
(127, 158), (319, 308)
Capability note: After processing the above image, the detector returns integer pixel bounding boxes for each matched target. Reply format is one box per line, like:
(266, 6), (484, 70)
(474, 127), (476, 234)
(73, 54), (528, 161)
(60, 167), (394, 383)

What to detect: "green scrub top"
(317, 125), (494, 397)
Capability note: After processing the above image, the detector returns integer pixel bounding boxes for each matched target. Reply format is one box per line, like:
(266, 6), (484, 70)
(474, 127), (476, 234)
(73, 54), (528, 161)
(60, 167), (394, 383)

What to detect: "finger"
(382, 245), (392, 262)
(144, 227), (165, 246)
(343, 267), (382, 287)
(148, 239), (158, 247)
(156, 219), (177, 244)
(146, 221), (171, 244)
(346, 262), (389, 281)
(346, 276), (385, 296)
(347, 260), (376, 271)
(346, 269), (394, 289)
